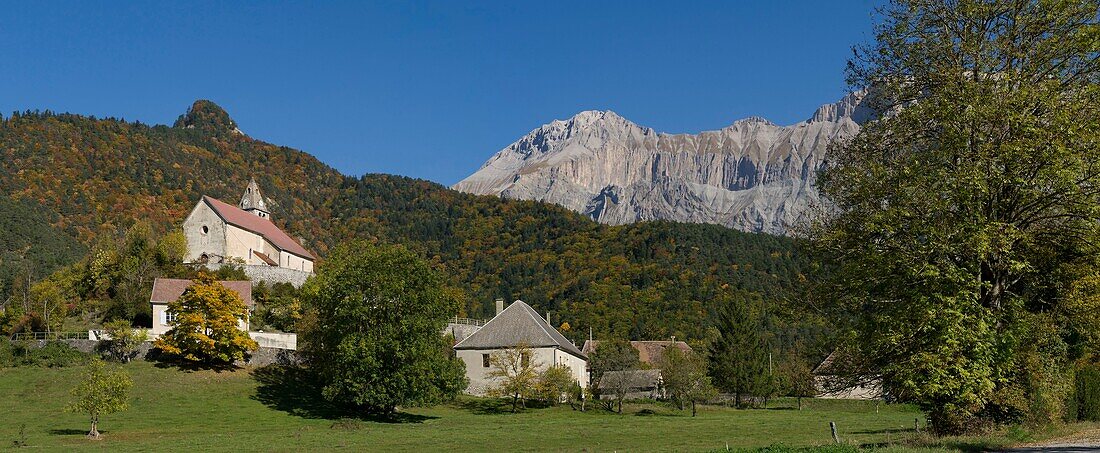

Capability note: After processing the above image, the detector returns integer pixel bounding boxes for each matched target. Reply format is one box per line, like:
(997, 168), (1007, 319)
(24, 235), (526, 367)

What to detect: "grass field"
(0, 361), (1082, 452)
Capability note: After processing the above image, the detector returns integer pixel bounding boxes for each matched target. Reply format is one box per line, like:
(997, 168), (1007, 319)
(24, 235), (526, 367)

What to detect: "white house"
(182, 179), (315, 273)
(453, 300), (588, 396)
(149, 278), (252, 336)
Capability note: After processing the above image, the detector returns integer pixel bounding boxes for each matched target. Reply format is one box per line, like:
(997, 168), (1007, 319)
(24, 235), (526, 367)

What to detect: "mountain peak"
(173, 100), (243, 135)
(808, 91), (875, 124)
(729, 116), (776, 127)
(558, 110), (627, 126)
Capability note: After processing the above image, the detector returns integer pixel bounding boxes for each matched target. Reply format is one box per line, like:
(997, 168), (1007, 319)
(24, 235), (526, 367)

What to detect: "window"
(521, 352), (530, 368)
(482, 354), (490, 368)
(166, 311), (179, 325)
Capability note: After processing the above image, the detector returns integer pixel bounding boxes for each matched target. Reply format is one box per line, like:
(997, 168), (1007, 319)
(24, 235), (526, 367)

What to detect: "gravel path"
(1002, 429), (1100, 452)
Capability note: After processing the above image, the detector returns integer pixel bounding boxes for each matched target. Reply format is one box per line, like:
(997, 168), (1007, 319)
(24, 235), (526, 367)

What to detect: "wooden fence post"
(830, 421), (840, 444)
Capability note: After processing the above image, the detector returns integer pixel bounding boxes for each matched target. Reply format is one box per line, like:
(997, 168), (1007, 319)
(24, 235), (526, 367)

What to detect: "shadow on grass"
(147, 349), (240, 372)
(850, 427), (915, 435)
(457, 397), (521, 415)
(250, 365), (436, 424)
(859, 437), (996, 453)
(49, 429), (97, 436)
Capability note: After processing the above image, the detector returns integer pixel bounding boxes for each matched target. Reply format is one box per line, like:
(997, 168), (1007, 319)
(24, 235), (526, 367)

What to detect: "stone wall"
(203, 263), (312, 287)
(250, 332), (297, 350)
(19, 339), (299, 368)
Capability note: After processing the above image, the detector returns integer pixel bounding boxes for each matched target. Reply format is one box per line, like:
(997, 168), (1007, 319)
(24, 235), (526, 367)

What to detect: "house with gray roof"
(453, 300), (588, 396)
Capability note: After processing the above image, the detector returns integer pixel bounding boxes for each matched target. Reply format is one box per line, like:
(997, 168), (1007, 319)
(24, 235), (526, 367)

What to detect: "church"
(182, 179), (315, 274)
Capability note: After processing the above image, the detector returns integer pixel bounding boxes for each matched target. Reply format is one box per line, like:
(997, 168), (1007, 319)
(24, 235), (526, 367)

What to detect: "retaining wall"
(202, 263), (312, 287)
(17, 339), (300, 367)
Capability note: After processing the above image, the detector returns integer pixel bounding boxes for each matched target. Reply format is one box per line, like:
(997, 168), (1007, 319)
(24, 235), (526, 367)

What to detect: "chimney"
(495, 299), (505, 316)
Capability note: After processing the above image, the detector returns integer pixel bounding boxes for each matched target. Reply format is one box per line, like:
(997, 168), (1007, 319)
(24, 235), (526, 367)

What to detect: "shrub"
(99, 320), (148, 363)
(1071, 363), (1100, 421)
(0, 341), (89, 368)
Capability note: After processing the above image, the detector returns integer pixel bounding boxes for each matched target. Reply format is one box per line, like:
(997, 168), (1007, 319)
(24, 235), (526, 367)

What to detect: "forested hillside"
(0, 101), (816, 346)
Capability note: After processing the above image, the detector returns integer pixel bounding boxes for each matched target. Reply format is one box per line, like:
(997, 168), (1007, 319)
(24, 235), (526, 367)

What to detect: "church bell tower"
(239, 178), (271, 219)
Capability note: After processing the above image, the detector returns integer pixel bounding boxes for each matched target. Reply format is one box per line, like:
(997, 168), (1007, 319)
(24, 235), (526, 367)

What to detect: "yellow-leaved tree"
(154, 273), (258, 364)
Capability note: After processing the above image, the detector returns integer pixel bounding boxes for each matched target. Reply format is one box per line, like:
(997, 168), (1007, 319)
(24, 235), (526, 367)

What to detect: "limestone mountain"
(454, 92), (871, 234)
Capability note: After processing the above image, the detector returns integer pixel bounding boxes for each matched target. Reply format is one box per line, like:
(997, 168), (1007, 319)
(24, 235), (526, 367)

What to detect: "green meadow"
(0, 361), (1089, 452)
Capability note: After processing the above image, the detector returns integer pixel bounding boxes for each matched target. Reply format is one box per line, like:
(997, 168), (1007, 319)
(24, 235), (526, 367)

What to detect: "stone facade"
(183, 200), (228, 264)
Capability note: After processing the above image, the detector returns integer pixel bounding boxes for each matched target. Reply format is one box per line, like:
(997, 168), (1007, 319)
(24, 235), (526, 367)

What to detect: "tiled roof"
(453, 300), (585, 359)
(581, 340), (692, 366)
(253, 250), (278, 266)
(149, 278), (253, 308)
(202, 195), (315, 260)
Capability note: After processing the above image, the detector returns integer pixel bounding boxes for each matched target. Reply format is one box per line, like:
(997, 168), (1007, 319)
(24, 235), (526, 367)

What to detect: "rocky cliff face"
(453, 93), (870, 234)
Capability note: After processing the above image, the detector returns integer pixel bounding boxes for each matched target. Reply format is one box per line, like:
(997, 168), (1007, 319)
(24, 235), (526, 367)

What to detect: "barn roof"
(149, 278), (253, 308)
(202, 195), (314, 260)
(453, 300), (585, 359)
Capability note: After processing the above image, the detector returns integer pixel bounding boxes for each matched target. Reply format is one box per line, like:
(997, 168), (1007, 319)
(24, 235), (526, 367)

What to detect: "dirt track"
(1002, 428), (1100, 452)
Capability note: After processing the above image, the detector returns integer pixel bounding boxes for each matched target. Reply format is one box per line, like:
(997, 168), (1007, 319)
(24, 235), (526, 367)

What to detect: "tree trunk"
(798, 396), (802, 410)
(511, 394), (518, 413)
(691, 400), (697, 417)
(617, 397), (623, 414)
(87, 415), (100, 439)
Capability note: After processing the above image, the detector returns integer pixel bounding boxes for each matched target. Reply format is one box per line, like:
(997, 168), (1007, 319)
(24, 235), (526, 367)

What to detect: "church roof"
(150, 278), (253, 308)
(453, 300), (585, 359)
(202, 195), (315, 260)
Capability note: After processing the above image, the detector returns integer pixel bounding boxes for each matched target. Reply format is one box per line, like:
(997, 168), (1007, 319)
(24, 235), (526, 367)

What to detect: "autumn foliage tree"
(153, 273), (258, 364)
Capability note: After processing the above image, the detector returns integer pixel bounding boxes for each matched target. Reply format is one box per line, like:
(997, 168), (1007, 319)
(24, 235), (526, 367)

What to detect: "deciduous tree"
(660, 347), (717, 416)
(100, 319), (147, 363)
(814, 0), (1100, 433)
(66, 359), (132, 439)
(486, 342), (539, 412)
(300, 241), (467, 415)
(536, 364), (578, 406)
(589, 339), (641, 413)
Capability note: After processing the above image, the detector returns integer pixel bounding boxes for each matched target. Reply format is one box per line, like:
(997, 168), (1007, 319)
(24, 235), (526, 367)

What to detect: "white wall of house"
(457, 347), (587, 396)
(151, 303), (248, 336)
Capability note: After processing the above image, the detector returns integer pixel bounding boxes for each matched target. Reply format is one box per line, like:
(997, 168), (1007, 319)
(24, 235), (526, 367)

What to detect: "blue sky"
(1, 1), (879, 185)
